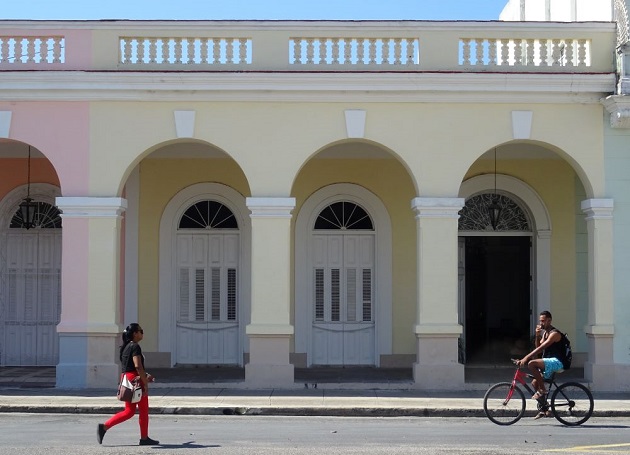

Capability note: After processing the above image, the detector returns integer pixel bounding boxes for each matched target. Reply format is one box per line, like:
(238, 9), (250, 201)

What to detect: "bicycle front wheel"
(550, 382), (594, 426)
(483, 382), (526, 425)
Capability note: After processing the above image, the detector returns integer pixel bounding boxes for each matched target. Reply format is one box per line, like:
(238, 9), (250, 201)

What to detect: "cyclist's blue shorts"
(542, 357), (564, 379)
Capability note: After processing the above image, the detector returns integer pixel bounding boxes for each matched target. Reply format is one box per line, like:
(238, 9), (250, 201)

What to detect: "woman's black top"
(120, 342), (144, 373)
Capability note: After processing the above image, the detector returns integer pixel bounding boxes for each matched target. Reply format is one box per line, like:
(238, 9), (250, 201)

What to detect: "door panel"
(311, 234), (375, 366)
(176, 233), (239, 365)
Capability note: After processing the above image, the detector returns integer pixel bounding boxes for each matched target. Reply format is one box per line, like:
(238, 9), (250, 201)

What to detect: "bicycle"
(483, 359), (594, 426)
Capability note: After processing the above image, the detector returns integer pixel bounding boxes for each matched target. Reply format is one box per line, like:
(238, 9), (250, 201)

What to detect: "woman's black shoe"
(97, 424), (106, 444)
(139, 437), (160, 446)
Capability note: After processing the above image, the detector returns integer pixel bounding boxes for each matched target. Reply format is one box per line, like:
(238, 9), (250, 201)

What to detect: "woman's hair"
(119, 323), (141, 362)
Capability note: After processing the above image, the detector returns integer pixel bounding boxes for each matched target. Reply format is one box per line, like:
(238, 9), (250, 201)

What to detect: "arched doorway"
(295, 183), (392, 367)
(0, 184), (61, 366)
(458, 193), (532, 365)
(158, 183), (251, 366)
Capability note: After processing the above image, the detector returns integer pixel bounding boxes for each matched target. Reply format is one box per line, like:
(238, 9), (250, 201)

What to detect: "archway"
(295, 183), (392, 367)
(459, 175), (551, 365)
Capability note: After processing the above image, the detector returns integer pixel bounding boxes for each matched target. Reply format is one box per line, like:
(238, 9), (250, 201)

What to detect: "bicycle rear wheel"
(550, 382), (594, 426)
(483, 382), (526, 425)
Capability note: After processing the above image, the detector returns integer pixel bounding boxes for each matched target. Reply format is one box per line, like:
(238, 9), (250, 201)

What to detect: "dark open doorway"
(464, 236), (531, 365)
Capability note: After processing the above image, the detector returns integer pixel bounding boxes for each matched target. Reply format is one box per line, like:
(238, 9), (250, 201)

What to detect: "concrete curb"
(0, 405), (627, 418)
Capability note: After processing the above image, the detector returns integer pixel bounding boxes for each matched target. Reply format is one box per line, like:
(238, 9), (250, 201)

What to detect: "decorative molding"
(246, 197), (295, 218)
(0, 111), (11, 138)
(344, 109), (366, 138)
(512, 110), (533, 139)
(411, 197), (465, 219)
(174, 110), (195, 138)
(0, 72), (615, 105)
(55, 197), (127, 217)
(602, 95), (630, 128)
(581, 198), (614, 220)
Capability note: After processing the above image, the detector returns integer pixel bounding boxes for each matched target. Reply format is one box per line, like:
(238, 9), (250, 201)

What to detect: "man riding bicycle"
(516, 311), (565, 417)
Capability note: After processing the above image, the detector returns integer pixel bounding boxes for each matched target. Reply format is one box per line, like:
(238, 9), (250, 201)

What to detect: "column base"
(412, 332), (464, 390)
(56, 332), (120, 388)
(245, 333), (294, 387)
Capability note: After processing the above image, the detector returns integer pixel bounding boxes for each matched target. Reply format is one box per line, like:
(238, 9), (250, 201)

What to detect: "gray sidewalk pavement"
(0, 366), (629, 418)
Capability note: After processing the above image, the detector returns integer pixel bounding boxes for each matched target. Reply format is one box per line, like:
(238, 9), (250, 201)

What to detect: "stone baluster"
(514, 38), (523, 66)
(500, 39), (510, 65)
(306, 38), (314, 64)
(565, 40), (574, 67)
(356, 38), (365, 64)
(226, 38), (234, 64)
(475, 39), (484, 66)
(199, 38), (208, 64)
(318, 39), (326, 64)
(344, 39), (352, 64)
(239, 38), (247, 64)
(137, 39), (146, 64)
(331, 38), (340, 64)
(1, 38), (8, 63)
(213, 38), (221, 65)
(382, 38), (390, 65)
(578, 39), (587, 66)
(460, 38), (471, 66)
(186, 38), (194, 65)
(405, 38), (415, 64)
(174, 38), (183, 64)
(369, 38), (377, 64)
(540, 39), (549, 66)
(488, 39), (497, 66)
(122, 38), (132, 64)
(53, 37), (62, 63)
(148, 38), (157, 64)
(41, 38), (49, 64)
(293, 38), (302, 64)
(394, 38), (402, 65)
(526, 39), (535, 65)
(552, 39), (562, 66)
(26, 37), (35, 63)
(161, 39), (169, 64)
(14, 37), (23, 64)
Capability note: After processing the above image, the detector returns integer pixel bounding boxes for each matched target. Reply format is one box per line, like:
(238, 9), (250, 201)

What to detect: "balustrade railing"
(120, 37), (252, 66)
(0, 21), (615, 73)
(460, 37), (590, 67)
(0, 36), (65, 64)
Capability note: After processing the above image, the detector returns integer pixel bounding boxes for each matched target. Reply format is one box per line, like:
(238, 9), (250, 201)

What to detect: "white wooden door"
(2, 230), (61, 366)
(176, 233), (239, 365)
(312, 234), (375, 365)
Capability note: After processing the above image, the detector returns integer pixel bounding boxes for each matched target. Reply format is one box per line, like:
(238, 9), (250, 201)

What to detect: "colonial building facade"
(1, 0), (629, 390)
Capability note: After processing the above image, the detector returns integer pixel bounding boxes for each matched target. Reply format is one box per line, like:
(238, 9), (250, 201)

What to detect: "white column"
(411, 197), (465, 389)
(581, 199), (615, 390)
(245, 197), (295, 387)
(55, 197), (127, 388)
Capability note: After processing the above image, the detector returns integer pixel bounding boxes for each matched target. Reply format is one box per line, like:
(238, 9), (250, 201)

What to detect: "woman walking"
(97, 323), (159, 446)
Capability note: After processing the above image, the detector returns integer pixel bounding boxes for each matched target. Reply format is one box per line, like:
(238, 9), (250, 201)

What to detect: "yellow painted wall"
(292, 157), (417, 354)
(137, 158), (250, 351)
(465, 158), (579, 339)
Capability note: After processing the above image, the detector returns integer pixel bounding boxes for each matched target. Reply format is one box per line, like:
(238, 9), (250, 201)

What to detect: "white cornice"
(0, 71), (615, 104)
(602, 94), (630, 128)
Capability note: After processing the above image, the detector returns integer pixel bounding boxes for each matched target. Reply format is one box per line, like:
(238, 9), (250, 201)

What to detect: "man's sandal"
(532, 390), (547, 401)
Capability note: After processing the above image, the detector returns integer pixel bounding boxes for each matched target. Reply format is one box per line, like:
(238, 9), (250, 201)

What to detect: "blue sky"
(3, 0), (510, 21)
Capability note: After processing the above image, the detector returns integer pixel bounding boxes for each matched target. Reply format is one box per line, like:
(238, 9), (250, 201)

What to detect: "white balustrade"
(119, 37), (252, 66)
(289, 37), (419, 66)
(459, 37), (591, 68)
(0, 36), (64, 64)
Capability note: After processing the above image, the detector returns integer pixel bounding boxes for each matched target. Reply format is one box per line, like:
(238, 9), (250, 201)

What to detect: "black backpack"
(558, 332), (573, 370)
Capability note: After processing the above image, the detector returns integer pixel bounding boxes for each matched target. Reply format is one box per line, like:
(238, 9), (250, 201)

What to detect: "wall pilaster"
(54, 197), (126, 388)
(245, 197), (295, 387)
(411, 197), (465, 389)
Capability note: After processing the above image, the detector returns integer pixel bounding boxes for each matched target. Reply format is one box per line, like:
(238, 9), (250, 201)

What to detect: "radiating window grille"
(458, 193), (530, 231)
(178, 200), (238, 229)
(314, 201), (373, 230)
(9, 201), (61, 229)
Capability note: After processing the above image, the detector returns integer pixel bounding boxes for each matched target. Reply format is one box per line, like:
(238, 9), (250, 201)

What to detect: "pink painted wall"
(1, 102), (90, 195)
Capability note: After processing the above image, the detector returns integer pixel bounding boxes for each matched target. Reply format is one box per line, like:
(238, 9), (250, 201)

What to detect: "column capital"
(581, 198), (614, 220)
(246, 197), (296, 218)
(55, 197), (127, 218)
(411, 197), (465, 219)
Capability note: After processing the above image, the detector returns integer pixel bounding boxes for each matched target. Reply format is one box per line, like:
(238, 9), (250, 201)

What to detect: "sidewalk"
(0, 366), (629, 418)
